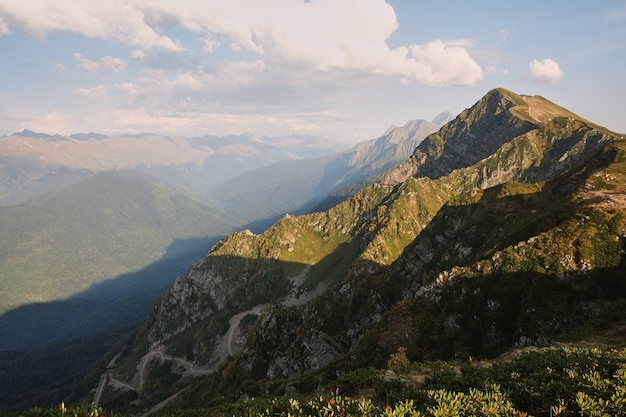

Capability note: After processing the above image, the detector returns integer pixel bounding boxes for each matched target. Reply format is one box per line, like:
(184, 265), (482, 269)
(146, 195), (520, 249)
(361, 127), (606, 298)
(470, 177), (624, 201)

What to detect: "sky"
(0, 0), (625, 143)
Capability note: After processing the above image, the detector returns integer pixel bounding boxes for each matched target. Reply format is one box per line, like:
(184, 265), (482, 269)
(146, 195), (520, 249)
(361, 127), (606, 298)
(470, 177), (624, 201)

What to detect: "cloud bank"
(0, 0), (483, 87)
(74, 53), (127, 72)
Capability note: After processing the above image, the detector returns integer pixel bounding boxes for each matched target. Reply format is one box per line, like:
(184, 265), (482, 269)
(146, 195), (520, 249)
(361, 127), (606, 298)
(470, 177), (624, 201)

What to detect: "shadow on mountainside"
(356, 247), (626, 368)
(347, 175), (626, 370)
(0, 235), (225, 411)
(0, 236), (224, 351)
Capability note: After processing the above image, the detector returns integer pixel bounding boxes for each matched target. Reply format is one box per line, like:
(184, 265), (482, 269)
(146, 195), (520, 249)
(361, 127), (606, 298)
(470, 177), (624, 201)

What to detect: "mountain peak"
(382, 87), (613, 186)
(432, 111), (455, 125)
(483, 87), (585, 126)
(101, 88), (626, 413)
(13, 129), (55, 139)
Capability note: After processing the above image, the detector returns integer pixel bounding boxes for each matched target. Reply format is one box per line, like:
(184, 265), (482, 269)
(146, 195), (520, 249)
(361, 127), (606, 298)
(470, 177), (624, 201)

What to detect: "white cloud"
(202, 34), (220, 53)
(406, 40), (483, 86)
(0, 0), (490, 140)
(0, 0), (482, 87)
(54, 63), (67, 73)
(74, 84), (107, 99)
(443, 39), (476, 48)
(74, 53), (127, 72)
(528, 58), (564, 85)
(0, 0), (183, 50)
(130, 49), (148, 61)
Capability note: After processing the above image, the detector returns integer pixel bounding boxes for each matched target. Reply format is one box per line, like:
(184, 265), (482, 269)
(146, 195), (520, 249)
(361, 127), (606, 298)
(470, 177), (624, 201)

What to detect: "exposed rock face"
(146, 260), (242, 346)
(383, 89), (538, 185)
(347, 117), (446, 171)
(242, 311), (341, 379)
(121, 88), (626, 406)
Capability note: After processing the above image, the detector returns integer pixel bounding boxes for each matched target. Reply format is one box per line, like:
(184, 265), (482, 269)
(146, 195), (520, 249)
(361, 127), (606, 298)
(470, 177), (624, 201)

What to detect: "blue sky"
(0, 0), (624, 142)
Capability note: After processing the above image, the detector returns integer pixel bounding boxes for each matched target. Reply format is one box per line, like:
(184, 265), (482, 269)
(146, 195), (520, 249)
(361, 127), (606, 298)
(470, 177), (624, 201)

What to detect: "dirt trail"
(585, 190), (626, 208)
(96, 265), (327, 407)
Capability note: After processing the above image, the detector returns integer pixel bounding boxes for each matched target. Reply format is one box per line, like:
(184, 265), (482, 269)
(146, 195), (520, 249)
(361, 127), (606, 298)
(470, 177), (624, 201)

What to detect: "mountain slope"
(101, 89), (625, 412)
(207, 114), (451, 228)
(0, 170), (240, 316)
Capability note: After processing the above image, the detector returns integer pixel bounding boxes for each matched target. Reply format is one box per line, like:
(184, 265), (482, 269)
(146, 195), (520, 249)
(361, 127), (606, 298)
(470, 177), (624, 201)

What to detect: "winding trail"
(225, 304), (268, 355)
(95, 265), (328, 409)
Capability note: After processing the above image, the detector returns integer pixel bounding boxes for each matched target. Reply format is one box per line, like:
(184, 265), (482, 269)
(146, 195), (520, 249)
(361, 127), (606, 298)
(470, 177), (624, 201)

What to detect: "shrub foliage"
(34, 346), (621, 417)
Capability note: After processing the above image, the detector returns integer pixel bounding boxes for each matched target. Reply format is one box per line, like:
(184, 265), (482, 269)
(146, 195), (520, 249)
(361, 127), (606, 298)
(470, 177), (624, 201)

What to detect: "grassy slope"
(0, 170), (240, 314)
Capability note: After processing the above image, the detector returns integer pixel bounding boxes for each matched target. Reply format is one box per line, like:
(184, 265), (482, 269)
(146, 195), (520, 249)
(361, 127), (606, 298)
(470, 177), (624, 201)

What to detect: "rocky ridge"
(106, 88), (626, 411)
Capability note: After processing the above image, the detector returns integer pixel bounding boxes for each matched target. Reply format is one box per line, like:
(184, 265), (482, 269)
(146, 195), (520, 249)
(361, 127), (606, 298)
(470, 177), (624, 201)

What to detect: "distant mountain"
(0, 131), (346, 206)
(0, 171), (241, 410)
(70, 132), (108, 140)
(0, 170), (240, 320)
(0, 157), (93, 205)
(207, 113), (451, 229)
(102, 88), (626, 414)
(431, 110), (455, 125)
(12, 129), (57, 140)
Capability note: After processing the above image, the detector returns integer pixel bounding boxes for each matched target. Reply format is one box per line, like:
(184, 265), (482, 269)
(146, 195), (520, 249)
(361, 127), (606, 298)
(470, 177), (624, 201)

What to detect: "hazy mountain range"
(0, 131), (346, 206)
(0, 113), (451, 316)
(0, 111), (452, 409)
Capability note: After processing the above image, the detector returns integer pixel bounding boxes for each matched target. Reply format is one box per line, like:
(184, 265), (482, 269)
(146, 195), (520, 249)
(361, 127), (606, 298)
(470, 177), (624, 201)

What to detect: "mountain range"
(0, 170), (243, 347)
(0, 114), (452, 228)
(0, 111), (453, 410)
(2, 88), (625, 415)
(95, 88), (626, 414)
(207, 113), (453, 229)
(0, 131), (346, 206)
(0, 114), (451, 320)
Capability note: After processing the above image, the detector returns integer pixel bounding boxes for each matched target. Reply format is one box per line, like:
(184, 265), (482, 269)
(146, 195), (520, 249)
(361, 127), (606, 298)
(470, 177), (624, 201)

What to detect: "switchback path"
(95, 265), (327, 407)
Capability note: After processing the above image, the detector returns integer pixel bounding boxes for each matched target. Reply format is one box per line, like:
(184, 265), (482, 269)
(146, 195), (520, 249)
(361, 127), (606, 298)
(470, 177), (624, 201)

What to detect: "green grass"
(0, 171), (240, 315)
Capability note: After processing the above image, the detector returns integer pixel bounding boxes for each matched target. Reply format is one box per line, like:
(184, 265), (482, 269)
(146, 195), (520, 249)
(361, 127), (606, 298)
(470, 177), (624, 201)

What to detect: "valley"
(2, 1), (625, 414)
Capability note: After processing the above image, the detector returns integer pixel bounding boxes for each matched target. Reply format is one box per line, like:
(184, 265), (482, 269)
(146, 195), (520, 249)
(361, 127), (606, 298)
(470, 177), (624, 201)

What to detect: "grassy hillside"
(0, 170), (240, 316)
(10, 344), (626, 416)
(0, 170), (242, 411)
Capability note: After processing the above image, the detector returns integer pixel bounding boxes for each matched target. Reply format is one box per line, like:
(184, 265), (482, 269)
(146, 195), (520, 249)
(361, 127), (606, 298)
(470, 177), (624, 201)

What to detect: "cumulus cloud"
(74, 84), (107, 99)
(406, 40), (483, 86)
(0, 0), (483, 87)
(0, 0), (489, 140)
(74, 53), (127, 72)
(130, 49), (148, 61)
(0, 0), (182, 50)
(528, 58), (564, 86)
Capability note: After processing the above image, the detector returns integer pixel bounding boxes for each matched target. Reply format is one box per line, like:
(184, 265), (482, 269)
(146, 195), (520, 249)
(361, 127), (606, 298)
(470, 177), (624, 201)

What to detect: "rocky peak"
(381, 88), (603, 186)
(108, 89), (626, 412)
(432, 111), (455, 126)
